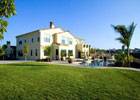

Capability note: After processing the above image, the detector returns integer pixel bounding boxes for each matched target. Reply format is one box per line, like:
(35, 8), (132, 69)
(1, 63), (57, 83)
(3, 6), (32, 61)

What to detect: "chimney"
(50, 21), (55, 29)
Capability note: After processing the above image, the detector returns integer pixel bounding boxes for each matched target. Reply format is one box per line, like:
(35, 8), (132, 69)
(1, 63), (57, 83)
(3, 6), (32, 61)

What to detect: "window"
(68, 38), (72, 45)
(68, 50), (73, 57)
(44, 35), (50, 42)
(61, 37), (73, 45)
(61, 50), (66, 57)
(86, 45), (88, 48)
(18, 50), (23, 56)
(31, 38), (34, 43)
(35, 49), (38, 56)
(69, 40), (72, 45)
(44, 50), (47, 56)
(61, 36), (66, 44)
(62, 39), (65, 44)
(19, 41), (22, 45)
(24, 39), (26, 43)
(31, 50), (32, 56)
(83, 45), (85, 48)
(89, 45), (91, 48)
(37, 37), (40, 42)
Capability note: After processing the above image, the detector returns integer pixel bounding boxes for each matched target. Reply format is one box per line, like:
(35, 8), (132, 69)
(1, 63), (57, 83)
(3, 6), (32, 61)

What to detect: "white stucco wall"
(40, 28), (64, 59)
(16, 31), (40, 60)
(57, 32), (77, 58)
(16, 26), (90, 60)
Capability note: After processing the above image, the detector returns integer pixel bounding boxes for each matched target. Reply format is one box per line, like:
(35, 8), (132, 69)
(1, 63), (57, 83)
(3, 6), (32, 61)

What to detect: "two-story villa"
(16, 22), (90, 60)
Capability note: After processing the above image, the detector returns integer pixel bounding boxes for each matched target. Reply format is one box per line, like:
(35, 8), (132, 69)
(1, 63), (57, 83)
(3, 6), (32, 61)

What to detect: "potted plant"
(68, 57), (72, 63)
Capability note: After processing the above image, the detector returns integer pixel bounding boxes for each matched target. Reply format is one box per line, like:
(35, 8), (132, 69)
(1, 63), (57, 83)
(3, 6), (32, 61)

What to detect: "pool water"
(81, 60), (114, 67)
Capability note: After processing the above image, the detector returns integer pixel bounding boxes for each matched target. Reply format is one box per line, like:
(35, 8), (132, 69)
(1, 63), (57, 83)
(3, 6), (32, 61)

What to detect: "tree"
(90, 48), (95, 54)
(1, 44), (7, 59)
(23, 43), (29, 60)
(0, 44), (7, 59)
(0, 0), (16, 56)
(44, 46), (51, 57)
(0, 0), (16, 40)
(115, 51), (134, 67)
(44, 46), (52, 61)
(0, 46), (4, 57)
(112, 22), (136, 66)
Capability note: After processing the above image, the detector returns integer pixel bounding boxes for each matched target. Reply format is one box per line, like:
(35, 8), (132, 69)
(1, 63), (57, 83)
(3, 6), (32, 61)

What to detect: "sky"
(2, 0), (140, 49)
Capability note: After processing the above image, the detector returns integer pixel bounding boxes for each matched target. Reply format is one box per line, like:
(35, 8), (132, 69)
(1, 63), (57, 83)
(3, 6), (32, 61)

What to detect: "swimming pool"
(80, 59), (115, 67)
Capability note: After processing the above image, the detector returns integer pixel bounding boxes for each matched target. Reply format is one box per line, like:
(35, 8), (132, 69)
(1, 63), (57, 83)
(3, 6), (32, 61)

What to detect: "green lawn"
(0, 62), (140, 100)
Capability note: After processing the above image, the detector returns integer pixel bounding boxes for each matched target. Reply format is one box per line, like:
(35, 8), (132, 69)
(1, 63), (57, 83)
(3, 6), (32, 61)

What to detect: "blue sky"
(2, 0), (140, 49)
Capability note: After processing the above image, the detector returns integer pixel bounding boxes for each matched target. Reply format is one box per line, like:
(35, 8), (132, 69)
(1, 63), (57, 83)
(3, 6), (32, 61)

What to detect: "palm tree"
(112, 22), (136, 66)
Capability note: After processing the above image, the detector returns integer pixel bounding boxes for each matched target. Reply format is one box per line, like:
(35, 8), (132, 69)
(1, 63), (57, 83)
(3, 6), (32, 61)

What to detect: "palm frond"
(112, 24), (127, 38)
(0, 33), (4, 40)
(127, 22), (137, 41)
(111, 24), (116, 29)
(116, 37), (126, 45)
(112, 22), (136, 48)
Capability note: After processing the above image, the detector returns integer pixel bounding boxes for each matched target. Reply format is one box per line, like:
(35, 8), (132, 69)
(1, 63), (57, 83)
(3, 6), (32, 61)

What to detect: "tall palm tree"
(112, 22), (136, 66)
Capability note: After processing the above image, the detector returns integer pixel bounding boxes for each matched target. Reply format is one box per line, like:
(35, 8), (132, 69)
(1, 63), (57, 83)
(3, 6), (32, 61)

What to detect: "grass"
(0, 62), (139, 100)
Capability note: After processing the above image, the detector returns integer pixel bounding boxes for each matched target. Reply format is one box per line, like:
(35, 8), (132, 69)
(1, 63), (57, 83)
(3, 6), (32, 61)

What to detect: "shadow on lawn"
(6, 63), (49, 67)
(119, 71), (140, 84)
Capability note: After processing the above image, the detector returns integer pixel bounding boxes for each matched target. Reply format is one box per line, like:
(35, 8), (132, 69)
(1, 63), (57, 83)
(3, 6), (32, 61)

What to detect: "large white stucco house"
(16, 22), (90, 60)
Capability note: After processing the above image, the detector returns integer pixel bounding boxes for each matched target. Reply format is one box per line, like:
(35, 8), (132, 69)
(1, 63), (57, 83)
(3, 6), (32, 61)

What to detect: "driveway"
(0, 60), (34, 64)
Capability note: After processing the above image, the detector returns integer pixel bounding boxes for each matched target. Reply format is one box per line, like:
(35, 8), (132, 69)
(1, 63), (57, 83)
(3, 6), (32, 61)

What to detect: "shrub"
(0, 46), (4, 56)
(68, 58), (72, 63)
(115, 52), (134, 67)
(44, 46), (51, 57)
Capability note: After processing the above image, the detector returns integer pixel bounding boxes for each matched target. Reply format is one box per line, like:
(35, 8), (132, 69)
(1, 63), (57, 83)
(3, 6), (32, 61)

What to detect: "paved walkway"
(0, 60), (140, 72)
(45, 61), (140, 72)
(0, 60), (33, 64)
